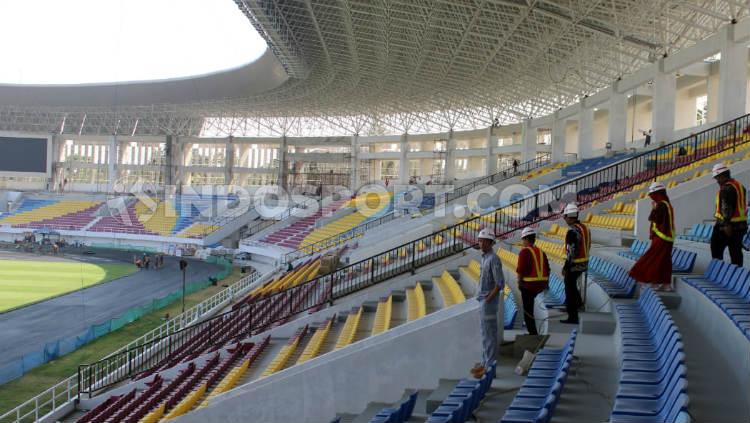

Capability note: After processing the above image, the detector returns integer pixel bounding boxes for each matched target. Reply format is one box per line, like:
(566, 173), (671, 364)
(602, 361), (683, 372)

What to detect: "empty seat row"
(677, 223), (713, 243)
(582, 214), (634, 231)
(680, 259), (750, 340)
(588, 257), (636, 298)
(611, 288), (689, 423)
(368, 391), (418, 423)
(543, 274), (566, 308)
(618, 240), (697, 273)
(427, 361), (496, 423)
(500, 330), (577, 423)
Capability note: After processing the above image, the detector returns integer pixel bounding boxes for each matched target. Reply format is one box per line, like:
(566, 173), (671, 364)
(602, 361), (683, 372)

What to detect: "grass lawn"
(0, 267), (244, 421)
(0, 260), (137, 313)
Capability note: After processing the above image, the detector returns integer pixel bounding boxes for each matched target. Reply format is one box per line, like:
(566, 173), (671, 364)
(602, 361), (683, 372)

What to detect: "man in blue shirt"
(471, 228), (504, 378)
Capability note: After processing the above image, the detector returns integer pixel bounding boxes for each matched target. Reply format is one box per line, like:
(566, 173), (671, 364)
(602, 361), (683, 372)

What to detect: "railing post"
(410, 240), (416, 273)
(733, 120), (738, 153)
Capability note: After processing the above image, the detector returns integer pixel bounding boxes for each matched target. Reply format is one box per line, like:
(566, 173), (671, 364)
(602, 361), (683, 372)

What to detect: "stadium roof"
(1, 0), (748, 137)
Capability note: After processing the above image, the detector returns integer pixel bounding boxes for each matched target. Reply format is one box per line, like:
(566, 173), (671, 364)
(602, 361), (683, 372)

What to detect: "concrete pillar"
(578, 106), (594, 159)
(172, 136), (188, 193)
(608, 89), (628, 152)
(165, 135), (174, 187)
(107, 134), (118, 192)
(278, 136), (288, 189)
(485, 127), (497, 175)
(49, 134), (63, 192)
(351, 134), (359, 190)
(652, 62), (676, 145)
(521, 120), (537, 162)
(398, 133), (409, 185)
(718, 25), (748, 122)
(551, 118), (566, 163)
(225, 136), (235, 186)
(445, 130), (456, 181)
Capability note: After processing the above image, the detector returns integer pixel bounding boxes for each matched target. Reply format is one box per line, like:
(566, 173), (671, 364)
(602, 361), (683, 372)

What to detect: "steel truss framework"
(2, 0), (748, 137)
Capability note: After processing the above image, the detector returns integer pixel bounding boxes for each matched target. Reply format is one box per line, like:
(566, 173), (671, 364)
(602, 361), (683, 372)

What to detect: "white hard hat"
(712, 163), (730, 178)
(563, 203), (579, 216)
(648, 181), (666, 194)
(521, 227), (536, 238)
(477, 228), (495, 242)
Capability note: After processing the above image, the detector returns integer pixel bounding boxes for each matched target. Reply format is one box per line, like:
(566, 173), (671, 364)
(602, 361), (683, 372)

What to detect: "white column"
(652, 61), (676, 145)
(172, 136), (191, 193)
(718, 25), (748, 122)
(351, 134), (359, 190)
(551, 118), (566, 163)
(445, 130), (456, 181)
(521, 120), (537, 162)
(278, 136), (287, 188)
(107, 135), (118, 191)
(578, 106), (594, 159)
(50, 134), (63, 192)
(224, 136), (234, 186)
(398, 133), (409, 185)
(608, 89), (628, 152)
(485, 127), (497, 175)
(164, 135), (174, 187)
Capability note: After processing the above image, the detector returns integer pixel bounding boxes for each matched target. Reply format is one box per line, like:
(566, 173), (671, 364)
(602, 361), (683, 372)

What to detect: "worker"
(561, 203), (589, 324)
(516, 227), (550, 335)
(711, 164), (748, 266)
(629, 182), (675, 291)
(471, 228), (504, 379)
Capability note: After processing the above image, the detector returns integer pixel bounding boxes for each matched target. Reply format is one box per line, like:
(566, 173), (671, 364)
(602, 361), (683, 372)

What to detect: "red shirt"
(516, 246), (550, 294)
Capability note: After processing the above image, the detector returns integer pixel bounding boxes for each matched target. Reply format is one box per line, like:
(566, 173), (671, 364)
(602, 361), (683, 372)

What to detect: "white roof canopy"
(1, 0), (748, 136)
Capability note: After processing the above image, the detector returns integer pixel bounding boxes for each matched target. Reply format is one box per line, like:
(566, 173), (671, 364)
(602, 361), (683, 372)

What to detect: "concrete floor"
(0, 246), (223, 368)
(669, 298), (750, 422)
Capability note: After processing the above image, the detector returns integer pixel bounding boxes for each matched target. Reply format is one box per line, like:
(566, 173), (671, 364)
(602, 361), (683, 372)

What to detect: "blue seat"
(370, 391), (418, 423)
(500, 331), (576, 423)
(618, 242), (696, 273)
(611, 287), (689, 423)
(427, 362), (496, 423)
(589, 257), (636, 298)
(680, 259), (750, 341)
(505, 295), (518, 329)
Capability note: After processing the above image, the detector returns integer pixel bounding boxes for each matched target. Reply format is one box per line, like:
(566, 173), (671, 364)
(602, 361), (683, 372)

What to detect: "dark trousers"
(711, 225), (746, 266)
(564, 271), (583, 322)
(520, 287), (539, 335)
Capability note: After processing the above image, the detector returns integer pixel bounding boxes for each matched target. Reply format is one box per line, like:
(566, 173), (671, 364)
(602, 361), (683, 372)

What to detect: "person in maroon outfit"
(629, 181), (675, 291)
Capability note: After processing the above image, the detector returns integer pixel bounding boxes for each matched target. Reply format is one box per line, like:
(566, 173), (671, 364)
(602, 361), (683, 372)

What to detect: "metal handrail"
(0, 269), (267, 423)
(75, 112), (750, 405)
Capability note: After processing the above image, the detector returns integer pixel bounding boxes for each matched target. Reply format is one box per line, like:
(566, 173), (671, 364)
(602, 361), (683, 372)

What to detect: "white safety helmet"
(521, 227), (536, 238)
(648, 181), (666, 194)
(563, 203), (579, 217)
(477, 228), (495, 242)
(712, 163), (730, 178)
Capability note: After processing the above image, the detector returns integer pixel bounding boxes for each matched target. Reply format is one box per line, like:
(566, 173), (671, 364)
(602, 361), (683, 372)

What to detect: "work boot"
(470, 363), (485, 379)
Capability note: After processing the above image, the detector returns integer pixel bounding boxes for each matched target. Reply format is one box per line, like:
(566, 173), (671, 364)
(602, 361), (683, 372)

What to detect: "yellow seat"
(406, 282), (427, 321)
(433, 271), (466, 307)
(335, 307), (363, 349)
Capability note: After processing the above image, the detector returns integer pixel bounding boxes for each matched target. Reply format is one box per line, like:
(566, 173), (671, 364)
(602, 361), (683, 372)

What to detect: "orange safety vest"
(715, 179), (748, 223)
(651, 200), (675, 243)
(570, 223), (590, 264)
(522, 246), (549, 284)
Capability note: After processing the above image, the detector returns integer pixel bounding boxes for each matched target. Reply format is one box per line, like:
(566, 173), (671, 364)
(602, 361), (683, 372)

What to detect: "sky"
(0, 0), (268, 85)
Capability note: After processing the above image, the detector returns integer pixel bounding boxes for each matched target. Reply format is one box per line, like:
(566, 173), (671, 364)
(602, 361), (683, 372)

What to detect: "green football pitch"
(0, 259), (137, 313)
